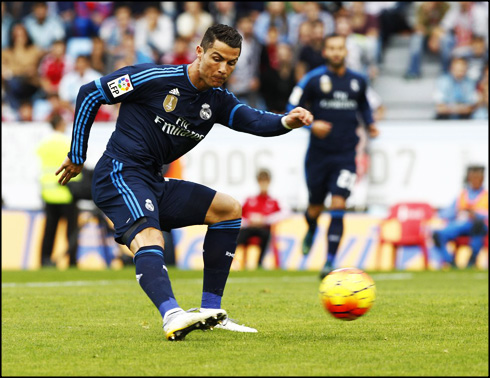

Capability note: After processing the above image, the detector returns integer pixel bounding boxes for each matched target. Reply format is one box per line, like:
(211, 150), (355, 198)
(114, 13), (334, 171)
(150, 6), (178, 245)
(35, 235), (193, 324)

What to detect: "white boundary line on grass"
(2, 273), (417, 289)
(3, 272), (487, 289)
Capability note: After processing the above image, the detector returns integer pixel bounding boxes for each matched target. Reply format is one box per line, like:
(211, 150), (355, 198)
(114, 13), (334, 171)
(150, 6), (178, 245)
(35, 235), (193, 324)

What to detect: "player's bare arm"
(283, 107), (314, 129)
(55, 156), (83, 186)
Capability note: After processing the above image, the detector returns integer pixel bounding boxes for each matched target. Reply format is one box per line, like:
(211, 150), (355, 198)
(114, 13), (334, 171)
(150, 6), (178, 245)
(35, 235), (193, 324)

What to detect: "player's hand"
(312, 120), (332, 139)
(55, 156), (83, 186)
(368, 124), (380, 138)
(283, 107), (314, 129)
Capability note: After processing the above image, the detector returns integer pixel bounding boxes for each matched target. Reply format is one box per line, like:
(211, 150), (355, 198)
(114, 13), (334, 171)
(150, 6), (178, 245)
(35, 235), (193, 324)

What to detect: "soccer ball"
(319, 267), (376, 321)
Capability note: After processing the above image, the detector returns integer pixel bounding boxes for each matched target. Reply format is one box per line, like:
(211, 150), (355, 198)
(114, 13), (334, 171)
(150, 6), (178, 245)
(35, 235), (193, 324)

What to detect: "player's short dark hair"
(200, 24), (242, 53)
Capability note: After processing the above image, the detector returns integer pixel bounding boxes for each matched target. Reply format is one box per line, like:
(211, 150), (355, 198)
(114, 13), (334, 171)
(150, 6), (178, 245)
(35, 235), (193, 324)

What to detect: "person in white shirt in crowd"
(134, 5), (174, 63)
(23, 2), (65, 52)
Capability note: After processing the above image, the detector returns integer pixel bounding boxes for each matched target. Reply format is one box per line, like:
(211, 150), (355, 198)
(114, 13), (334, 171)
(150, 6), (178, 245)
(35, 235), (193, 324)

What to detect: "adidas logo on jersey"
(169, 88), (180, 96)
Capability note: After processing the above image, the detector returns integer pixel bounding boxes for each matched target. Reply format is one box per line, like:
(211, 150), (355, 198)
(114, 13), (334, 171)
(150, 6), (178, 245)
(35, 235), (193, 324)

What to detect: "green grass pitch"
(2, 268), (488, 376)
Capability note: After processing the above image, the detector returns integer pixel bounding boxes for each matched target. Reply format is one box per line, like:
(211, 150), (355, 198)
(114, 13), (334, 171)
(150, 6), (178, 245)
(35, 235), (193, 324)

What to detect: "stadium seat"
(376, 202), (434, 270)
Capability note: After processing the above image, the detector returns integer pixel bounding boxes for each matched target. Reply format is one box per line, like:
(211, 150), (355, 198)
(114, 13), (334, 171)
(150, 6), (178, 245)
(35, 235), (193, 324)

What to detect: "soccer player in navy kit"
(287, 34), (380, 280)
(56, 24), (313, 341)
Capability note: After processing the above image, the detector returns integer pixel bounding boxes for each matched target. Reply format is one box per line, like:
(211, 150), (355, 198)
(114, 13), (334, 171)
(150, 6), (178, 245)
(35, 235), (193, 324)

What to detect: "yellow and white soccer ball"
(319, 267), (376, 321)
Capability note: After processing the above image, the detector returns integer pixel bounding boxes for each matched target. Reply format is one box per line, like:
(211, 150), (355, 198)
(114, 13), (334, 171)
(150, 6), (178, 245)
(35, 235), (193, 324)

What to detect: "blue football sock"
(134, 245), (179, 318)
(201, 219), (241, 309)
(327, 210), (344, 265)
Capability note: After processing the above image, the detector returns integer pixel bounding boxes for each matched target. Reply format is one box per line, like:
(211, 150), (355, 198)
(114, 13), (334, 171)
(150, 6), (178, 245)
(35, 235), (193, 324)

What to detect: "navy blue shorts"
(305, 150), (357, 205)
(92, 154), (216, 248)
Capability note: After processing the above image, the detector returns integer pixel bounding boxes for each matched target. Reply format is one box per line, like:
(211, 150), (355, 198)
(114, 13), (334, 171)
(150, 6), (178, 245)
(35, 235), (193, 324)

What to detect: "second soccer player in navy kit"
(56, 24), (313, 341)
(287, 34), (380, 280)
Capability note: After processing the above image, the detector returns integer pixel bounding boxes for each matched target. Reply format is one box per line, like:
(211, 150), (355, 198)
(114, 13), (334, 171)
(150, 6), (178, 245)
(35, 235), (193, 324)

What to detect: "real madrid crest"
(200, 103), (212, 120)
(350, 79), (360, 92)
(320, 75), (332, 93)
(163, 95), (178, 112)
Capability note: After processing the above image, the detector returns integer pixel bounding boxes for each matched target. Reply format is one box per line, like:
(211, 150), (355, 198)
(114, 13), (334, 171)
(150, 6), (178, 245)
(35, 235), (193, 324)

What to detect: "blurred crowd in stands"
(1, 1), (488, 124)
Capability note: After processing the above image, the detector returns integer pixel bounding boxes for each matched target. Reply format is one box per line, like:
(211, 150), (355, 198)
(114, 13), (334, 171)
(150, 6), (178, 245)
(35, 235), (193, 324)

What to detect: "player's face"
(197, 40), (240, 88)
(324, 36), (347, 69)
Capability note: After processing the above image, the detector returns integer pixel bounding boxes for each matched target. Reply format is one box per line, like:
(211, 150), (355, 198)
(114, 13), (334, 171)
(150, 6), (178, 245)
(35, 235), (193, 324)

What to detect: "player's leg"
(157, 179), (256, 332)
(321, 195), (347, 279)
(302, 153), (330, 255)
(93, 156), (224, 341)
(303, 203), (324, 255)
(201, 192), (242, 310)
(320, 158), (357, 279)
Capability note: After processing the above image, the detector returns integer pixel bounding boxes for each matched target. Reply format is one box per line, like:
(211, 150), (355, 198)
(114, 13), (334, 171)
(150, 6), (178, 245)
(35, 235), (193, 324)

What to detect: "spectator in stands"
(434, 57), (478, 120)
(292, 20), (313, 63)
(226, 15), (262, 108)
(57, 2), (113, 39)
(377, 2), (413, 63)
(236, 169), (284, 268)
(39, 39), (72, 97)
(235, 2), (265, 23)
(335, 15), (378, 81)
(111, 34), (154, 72)
(295, 20), (326, 82)
(287, 2), (335, 46)
(23, 2), (65, 52)
(161, 36), (195, 66)
(260, 26), (280, 77)
(33, 92), (73, 123)
(455, 34), (489, 83)
(260, 43), (296, 113)
(1, 23), (43, 110)
(58, 55), (102, 110)
(254, 2), (290, 45)
(209, 1), (237, 27)
(18, 99), (33, 122)
(37, 113), (81, 267)
(2, 2), (14, 49)
(433, 165), (488, 269)
(472, 64), (488, 120)
(176, 2), (214, 48)
(99, 4), (135, 57)
(90, 36), (110, 75)
(404, 2), (450, 80)
(135, 5), (174, 63)
(348, 2), (381, 73)
(439, 2), (489, 73)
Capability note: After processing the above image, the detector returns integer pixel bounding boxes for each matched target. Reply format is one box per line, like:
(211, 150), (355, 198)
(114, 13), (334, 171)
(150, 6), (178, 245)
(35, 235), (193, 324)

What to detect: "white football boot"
(200, 308), (258, 333)
(163, 308), (226, 341)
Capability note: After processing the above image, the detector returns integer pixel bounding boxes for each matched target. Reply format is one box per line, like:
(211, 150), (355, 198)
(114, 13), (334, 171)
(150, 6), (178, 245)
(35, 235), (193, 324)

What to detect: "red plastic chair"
(376, 202), (434, 270)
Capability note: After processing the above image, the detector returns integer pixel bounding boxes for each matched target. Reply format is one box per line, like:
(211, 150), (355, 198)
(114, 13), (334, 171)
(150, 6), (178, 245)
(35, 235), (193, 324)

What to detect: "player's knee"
(206, 192), (242, 223)
(330, 195), (346, 210)
(229, 197), (242, 219)
(130, 227), (165, 253)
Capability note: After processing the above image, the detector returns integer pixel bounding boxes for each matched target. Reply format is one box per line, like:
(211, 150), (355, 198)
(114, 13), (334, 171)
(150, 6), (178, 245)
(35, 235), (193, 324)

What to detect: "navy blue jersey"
(287, 65), (373, 154)
(68, 63), (290, 172)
